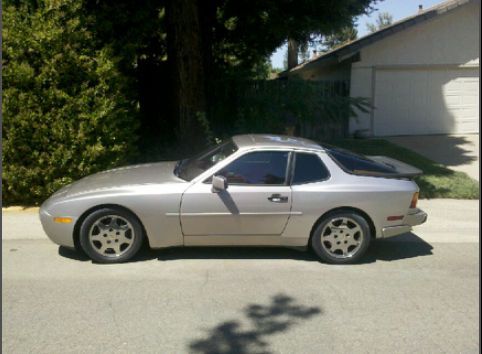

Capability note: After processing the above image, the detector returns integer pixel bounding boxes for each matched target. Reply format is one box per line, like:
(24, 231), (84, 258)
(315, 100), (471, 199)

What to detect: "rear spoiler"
(355, 156), (423, 179)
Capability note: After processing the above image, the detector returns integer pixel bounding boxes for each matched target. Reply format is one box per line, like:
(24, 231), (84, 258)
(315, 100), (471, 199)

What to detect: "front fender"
(40, 184), (186, 249)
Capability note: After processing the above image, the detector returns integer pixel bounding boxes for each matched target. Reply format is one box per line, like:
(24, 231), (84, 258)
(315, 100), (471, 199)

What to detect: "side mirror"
(212, 175), (228, 193)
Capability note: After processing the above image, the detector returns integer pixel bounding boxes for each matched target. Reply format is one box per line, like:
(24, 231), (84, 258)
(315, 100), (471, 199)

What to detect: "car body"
(40, 134), (427, 263)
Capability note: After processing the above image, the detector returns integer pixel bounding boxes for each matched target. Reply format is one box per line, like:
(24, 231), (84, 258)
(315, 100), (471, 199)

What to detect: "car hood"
(55, 161), (185, 198)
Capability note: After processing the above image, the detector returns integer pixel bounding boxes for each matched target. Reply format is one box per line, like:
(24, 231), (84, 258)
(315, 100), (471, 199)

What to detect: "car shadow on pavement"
(156, 246), (316, 262)
(360, 232), (433, 264)
(58, 232), (433, 264)
(187, 293), (321, 354)
(58, 246), (90, 261)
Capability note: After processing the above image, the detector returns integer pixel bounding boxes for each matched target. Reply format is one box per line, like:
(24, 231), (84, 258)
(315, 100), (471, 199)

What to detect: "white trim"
(355, 63), (479, 70)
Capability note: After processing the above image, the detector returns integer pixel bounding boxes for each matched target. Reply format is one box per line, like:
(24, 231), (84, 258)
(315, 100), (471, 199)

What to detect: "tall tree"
(166, 0), (206, 146)
(287, 38), (299, 69)
(7, 0), (378, 148)
(298, 42), (311, 63)
(322, 25), (358, 52)
(366, 12), (393, 33)
(167, 0), (377, 145)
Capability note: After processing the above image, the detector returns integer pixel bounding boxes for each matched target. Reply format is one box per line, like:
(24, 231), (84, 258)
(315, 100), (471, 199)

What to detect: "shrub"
(2, 0), (139, 205)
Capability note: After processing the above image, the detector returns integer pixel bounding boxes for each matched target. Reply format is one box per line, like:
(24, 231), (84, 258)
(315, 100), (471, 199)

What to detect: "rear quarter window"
(327, 148), (396, 175)
(292, 153), (330, 185)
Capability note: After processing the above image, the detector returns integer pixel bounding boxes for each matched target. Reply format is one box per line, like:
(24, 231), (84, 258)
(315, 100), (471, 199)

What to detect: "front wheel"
(311, 211), (371, 264)
(79, 207), (144, 263)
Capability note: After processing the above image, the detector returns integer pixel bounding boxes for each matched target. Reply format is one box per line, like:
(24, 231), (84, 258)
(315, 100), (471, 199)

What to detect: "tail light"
(410, 192), (419, 209)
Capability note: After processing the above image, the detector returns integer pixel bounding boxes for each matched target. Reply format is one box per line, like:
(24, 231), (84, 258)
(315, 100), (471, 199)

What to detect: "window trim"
(290, 152), (331, 186)
(203, 150), (293, 187)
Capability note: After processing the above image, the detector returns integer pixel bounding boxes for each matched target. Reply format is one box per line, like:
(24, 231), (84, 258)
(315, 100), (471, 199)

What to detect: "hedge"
(2, 0), (139, 205)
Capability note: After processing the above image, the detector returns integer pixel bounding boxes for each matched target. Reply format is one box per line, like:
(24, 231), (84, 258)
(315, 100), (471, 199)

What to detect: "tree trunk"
(198, 0), (217, 127)
(167, 0), (206, 147)
(287, 38), (299, 70)
(198, 0), (216, 81)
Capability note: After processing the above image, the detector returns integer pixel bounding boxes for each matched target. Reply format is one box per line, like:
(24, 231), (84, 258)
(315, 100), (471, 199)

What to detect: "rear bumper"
(404, 208), (428, 226)
(381, 209), (427, 239)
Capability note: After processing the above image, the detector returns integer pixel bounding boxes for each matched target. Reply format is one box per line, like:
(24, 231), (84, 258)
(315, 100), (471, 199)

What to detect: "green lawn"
(327, 138), (479, 200)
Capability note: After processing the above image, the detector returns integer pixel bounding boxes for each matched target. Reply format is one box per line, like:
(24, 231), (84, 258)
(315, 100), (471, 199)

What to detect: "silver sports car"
(40, 134), (427, 264)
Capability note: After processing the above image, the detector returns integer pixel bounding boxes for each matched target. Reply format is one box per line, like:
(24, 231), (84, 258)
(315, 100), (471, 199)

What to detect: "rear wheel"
(311, 211), (371, 264)
(79, 207), (144, 263)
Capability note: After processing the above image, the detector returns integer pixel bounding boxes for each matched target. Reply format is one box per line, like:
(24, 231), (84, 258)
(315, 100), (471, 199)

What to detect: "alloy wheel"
(320, 217), (364, 259)
(88, 215), (135, 258)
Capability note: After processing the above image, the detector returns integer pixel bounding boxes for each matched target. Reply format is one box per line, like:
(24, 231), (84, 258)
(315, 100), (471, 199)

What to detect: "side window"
(292, 153), (330, 185)
(216, 151), (289, 185)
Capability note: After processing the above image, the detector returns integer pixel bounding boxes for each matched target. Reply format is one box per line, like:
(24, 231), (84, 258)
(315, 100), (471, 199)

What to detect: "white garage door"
(373, 68), (479, 136)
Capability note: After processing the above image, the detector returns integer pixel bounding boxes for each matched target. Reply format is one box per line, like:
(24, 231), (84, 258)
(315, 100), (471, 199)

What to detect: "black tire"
(311, 211), (371, 264)
(79, 207), (144, 263)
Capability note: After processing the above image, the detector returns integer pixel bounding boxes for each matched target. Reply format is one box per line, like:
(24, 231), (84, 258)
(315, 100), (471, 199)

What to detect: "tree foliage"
(321, 25), (358, 52)
(366, 12), (394, 33)
(208, 79), (371, 140)
(2, 0), (139, 204)
(2, 0), (378, 205)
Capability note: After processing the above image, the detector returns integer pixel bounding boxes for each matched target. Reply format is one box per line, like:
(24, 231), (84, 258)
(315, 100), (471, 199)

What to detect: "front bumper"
(381, 208), (428, 239)
(39, 208), (76, 248)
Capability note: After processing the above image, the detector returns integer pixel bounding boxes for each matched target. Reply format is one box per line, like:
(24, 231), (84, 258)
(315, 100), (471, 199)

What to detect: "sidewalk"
(2, 207), (44, 241)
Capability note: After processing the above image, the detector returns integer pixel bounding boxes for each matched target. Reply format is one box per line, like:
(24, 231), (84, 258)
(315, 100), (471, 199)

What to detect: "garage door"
(373, 68), (479, 136)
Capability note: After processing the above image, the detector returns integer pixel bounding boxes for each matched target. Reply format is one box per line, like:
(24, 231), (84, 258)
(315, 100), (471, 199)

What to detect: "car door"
(180, 150), (292, 236)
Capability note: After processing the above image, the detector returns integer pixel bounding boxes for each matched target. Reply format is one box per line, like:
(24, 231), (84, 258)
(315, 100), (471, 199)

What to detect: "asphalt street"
(2, 199), (480, 353)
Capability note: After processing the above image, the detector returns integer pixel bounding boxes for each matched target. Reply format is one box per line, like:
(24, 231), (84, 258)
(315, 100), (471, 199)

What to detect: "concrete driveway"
(386, 134), (479, 180)
(2, 199), (479, 353)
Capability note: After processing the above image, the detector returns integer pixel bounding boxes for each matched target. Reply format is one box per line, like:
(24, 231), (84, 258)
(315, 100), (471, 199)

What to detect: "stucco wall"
(349, 67), (374, 133)
(355, 2), (479, 67)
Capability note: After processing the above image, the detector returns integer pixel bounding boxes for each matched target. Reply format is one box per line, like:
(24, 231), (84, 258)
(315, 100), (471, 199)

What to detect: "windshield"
(175, 140), (238, 181)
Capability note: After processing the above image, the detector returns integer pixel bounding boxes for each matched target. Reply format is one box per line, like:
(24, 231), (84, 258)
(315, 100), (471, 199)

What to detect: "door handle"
(268, 194), (289, 203)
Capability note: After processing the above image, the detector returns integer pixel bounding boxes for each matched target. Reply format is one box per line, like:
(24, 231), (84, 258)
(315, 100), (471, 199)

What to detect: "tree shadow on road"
(188, 294), (321, 354)
(388, 135), (477, 168)
(58, 232), (433, 264)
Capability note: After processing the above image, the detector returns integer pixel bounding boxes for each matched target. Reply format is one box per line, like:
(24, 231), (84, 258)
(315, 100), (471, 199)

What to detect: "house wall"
(349, 0), (480, 135)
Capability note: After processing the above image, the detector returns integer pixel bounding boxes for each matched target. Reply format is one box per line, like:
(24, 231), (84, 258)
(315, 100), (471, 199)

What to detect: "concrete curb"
(3, 207), (40, 213)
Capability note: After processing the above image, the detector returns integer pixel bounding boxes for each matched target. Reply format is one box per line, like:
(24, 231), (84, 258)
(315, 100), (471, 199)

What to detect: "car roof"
(232, 134), (324, 151)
